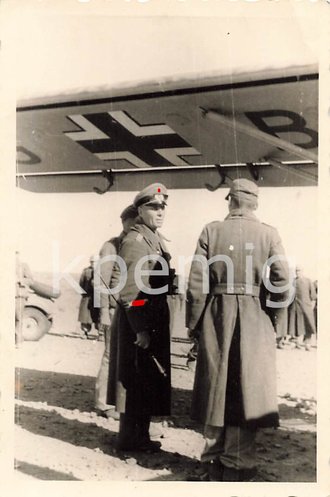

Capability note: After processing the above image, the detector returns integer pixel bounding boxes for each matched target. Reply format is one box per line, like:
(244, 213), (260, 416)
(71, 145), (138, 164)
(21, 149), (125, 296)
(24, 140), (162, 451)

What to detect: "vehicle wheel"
(22, 307), (52, 341)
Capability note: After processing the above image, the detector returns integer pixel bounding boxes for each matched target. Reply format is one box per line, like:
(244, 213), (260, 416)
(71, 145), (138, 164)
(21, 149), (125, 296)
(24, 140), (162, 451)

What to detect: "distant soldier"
(186, 179), (290, 481)
(288, 266), (316, 351)
(109, 183), (172, 452)
(78, 256), (100, 338)
(275, 307), (288, 349)
(94, 204), (138, 420)
(313, 280), (318, 336)
(15, 251), (34, 347)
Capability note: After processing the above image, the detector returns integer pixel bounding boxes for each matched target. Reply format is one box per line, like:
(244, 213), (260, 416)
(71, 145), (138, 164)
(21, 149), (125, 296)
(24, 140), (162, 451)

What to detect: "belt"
(211, 283), (261, 297)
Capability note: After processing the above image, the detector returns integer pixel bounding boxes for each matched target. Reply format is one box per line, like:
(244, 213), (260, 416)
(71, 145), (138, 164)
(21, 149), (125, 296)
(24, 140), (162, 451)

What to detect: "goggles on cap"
(139, 193), (168, 207)
(143, 199), (166, 209)
(143, 204), (166, 211)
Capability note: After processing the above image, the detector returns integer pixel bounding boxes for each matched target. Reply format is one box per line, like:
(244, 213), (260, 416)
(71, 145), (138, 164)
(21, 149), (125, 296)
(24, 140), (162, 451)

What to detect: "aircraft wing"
(16, 64), (318, 193)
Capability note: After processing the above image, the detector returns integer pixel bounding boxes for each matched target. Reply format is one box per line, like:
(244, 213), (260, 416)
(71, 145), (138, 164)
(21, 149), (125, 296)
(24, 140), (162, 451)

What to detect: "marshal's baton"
(150, 354), (167, 378)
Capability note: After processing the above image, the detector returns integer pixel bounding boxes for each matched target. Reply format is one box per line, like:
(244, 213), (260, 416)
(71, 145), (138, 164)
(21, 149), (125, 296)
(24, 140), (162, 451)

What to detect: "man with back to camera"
(108, 183), (172, 452)
(186, 178), (291, 481)
(94, 204), (138, 420)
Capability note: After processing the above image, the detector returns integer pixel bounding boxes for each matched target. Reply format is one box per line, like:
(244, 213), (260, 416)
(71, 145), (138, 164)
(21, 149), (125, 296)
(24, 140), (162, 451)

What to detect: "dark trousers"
(118, 377), (154, 444)
(118, 411), (151, 445)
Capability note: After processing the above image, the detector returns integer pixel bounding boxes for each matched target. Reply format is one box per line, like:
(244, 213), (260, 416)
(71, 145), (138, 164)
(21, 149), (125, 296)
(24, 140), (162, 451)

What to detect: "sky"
(3, 1), (322, 102)
(3, 1), (324, 282)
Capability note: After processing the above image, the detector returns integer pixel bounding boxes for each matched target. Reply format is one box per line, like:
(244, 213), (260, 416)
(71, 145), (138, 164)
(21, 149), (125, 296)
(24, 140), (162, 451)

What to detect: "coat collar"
(225, 208), (259, 222)
(133, 222), (161, 248)
(133, 222), (171, 259)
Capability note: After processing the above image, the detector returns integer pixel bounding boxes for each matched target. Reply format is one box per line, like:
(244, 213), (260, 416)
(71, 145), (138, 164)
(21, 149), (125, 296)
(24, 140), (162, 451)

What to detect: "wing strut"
(200, 108), (318, 163)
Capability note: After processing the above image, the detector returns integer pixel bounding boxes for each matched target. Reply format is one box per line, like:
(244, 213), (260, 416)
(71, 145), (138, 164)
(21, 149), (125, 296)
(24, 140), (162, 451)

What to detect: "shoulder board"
(135, 233), (144, 243)
(122, 228), (144, 243)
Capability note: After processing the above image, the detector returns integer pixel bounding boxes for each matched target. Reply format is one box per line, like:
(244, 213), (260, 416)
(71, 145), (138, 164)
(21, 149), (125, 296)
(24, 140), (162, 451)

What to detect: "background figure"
(15, 251), (34, 347)
(94, 204), (138, 420)
(186, 332), (199, 370)
(186, 179), (290, 482)
(167, 272), (182, 334)
(78, 256), (100, 339)
(288, 266), (316, 351)
(275, 306), (288, 349)
(313, 280), (318, 337)
(109, 183), (172, 452)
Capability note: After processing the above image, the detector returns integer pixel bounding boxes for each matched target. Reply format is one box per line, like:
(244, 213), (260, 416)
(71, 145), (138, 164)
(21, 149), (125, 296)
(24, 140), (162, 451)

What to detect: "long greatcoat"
(288, 276), (316, 338)
(186, 209), (290, 429)
(108, 222), (171, 417)
(78, 266), (98, 324)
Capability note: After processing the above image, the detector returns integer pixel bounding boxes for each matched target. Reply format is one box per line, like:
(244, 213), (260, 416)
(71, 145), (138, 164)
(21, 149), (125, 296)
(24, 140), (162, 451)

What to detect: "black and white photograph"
(1, 0), (329, 494)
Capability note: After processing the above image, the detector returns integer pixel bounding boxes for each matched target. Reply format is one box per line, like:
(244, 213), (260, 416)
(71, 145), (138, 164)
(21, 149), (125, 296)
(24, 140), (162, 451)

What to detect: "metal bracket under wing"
(246, 163), (260, 181)
(205, 164), (227, 191)
(93, 169), (115, 194)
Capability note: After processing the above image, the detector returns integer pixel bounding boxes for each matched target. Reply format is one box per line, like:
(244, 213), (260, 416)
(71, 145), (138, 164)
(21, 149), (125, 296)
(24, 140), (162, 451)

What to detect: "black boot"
(116, 414), (161, 452)
(136, 415), (162, 452)
(115, 413), (138, 451)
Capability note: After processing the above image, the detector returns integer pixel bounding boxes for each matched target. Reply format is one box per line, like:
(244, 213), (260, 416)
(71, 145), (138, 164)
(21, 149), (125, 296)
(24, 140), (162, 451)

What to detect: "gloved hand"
(134, 331), (150, 349)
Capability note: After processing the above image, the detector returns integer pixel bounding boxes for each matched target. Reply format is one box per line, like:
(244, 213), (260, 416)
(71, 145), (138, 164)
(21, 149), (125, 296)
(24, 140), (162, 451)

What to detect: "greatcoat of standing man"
(186, 178), (291, 481)
(109, 183), (172, 452)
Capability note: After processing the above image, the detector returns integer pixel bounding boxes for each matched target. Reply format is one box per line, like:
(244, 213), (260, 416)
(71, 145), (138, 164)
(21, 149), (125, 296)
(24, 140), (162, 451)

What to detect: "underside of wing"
(16, 65), (318, 193)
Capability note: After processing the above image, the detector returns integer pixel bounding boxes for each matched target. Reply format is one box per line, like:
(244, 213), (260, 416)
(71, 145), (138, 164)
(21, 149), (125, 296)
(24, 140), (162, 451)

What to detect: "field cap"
(120, 204), (138, 221)
(225, 178), (259, 200)
(134, 183), (168, 208)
